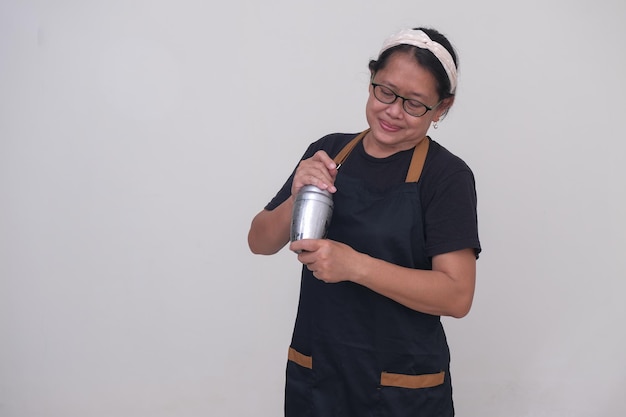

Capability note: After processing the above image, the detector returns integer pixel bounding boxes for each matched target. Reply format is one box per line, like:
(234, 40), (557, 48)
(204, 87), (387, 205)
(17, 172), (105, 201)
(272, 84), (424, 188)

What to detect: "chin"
(373, 126), (403, 143)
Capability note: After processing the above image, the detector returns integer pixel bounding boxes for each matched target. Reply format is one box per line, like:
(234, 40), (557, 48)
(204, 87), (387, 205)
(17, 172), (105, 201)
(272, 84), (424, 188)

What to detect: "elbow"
(449, 307), (471, 319)
(248, 234), (269, 255)
(248, 242), (264, 255)
(448, 296), (474, 319)
(247, 230), (282, 255)
(248, 244), (278, 256)
(432, 248), (476, 319)
(247, 212), (281, 255)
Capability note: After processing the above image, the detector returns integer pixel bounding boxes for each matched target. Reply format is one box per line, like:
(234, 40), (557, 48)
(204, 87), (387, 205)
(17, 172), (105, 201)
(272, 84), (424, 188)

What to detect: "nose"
(385, 98), (404, 118)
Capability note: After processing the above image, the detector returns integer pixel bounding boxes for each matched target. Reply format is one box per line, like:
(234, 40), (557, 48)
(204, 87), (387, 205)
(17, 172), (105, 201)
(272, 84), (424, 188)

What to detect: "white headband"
(379, 29), (457, 94)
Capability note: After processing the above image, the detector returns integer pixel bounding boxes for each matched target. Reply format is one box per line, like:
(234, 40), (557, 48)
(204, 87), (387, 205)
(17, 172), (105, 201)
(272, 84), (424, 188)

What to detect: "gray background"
(1, 0), (625, 416)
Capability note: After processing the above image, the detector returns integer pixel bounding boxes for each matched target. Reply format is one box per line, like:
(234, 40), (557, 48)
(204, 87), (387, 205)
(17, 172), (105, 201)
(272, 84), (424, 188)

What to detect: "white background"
(1, 0), (625, 416)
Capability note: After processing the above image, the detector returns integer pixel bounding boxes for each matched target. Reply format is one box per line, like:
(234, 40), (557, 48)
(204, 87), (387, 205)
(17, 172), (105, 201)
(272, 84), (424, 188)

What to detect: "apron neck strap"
(333, 129), (430, 183)
(333, 129), (369, 167)
(405, 136), (430, 183)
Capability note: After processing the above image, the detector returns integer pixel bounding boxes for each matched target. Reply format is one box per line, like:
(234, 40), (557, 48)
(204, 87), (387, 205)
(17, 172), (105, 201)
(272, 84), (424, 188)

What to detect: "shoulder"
(421, 139), (481, 258)
(421, 139), (477, 204)
(424, 139), (474, 179)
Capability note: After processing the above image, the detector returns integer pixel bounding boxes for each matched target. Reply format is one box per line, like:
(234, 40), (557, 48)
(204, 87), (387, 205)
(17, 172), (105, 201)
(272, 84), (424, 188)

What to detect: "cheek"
(365, 99), (385, 128)
(365, 96), (375, 119)
(365, 94), (383, 116)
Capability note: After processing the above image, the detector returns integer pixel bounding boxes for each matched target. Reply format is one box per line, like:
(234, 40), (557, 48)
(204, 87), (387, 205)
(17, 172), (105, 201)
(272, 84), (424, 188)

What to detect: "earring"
(433, 121), (439, 129)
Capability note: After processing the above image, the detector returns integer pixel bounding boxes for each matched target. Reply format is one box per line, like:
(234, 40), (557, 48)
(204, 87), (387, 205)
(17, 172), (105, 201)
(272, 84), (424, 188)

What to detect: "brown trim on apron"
(333, 129), (430, 183)
(288, 347), (313, 369)
(380, 370), (446, 389)
(287, 345), (445, 388)
(404, 134), (430, 183)
(333, 130), (369, 168)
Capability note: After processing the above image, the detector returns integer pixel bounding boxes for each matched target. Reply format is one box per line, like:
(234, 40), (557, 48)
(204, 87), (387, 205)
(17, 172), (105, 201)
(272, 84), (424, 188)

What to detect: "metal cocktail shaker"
(290, 185), (334, 242)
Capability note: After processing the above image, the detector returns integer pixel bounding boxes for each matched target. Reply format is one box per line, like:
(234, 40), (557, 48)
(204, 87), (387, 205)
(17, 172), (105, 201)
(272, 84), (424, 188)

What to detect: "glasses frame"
(370, 82), (440, 117)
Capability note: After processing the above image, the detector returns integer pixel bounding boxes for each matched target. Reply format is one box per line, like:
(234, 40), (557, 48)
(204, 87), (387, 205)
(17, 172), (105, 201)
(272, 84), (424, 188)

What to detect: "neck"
(362, 132), (427, 158)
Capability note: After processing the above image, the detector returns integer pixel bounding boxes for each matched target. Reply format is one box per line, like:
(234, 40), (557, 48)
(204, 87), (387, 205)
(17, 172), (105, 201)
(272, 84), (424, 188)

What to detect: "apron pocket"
(380, 370), (445, 389)
(288, 347), (313, 369)
(285, 347), (314, 417)
(376, 371), (452, 416)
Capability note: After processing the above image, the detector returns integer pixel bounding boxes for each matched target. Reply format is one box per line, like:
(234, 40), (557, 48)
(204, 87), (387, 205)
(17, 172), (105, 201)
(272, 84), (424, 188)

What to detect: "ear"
(435, 96), (455, 120)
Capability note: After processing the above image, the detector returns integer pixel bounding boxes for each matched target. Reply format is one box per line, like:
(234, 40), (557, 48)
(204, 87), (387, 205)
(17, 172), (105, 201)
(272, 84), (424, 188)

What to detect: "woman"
(248, 27), (481, 417)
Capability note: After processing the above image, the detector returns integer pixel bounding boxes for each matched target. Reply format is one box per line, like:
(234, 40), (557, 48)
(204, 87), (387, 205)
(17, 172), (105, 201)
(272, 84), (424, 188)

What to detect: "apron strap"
(333, 129), (370, 167)
(404, 136), (430, 183)
(332, 129), (430, 183)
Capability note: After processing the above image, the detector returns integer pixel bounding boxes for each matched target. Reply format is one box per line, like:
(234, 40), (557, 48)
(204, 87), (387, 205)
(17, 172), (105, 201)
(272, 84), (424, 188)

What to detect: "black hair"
(368, 27), (458, 101)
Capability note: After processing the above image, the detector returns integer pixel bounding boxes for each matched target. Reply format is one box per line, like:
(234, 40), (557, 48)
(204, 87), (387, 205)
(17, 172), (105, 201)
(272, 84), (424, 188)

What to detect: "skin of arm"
(247, 200), (292, 255)
(290, 238), (476, 318)
(249, 149), (476, 318)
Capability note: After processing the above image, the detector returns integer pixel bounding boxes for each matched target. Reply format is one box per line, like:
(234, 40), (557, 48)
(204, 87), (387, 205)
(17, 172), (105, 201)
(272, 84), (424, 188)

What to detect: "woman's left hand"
(290, 239), (476, 318)
(289, 239), (361, 283)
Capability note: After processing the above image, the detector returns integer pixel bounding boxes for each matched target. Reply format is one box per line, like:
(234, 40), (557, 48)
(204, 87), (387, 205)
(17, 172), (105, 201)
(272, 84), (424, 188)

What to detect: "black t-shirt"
(266, 132), (481, 258)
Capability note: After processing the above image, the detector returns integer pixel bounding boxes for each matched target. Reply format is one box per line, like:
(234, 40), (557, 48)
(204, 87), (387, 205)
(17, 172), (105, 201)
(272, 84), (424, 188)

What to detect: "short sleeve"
(422, 167), (481, 259)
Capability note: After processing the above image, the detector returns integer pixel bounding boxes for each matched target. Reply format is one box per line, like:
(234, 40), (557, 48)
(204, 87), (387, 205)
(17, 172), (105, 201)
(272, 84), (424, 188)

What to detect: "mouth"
(379, 119), (401, 133)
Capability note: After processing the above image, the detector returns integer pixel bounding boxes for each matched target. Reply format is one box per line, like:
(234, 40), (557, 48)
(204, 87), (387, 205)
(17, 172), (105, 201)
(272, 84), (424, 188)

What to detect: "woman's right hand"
(291, 150), (339, 197)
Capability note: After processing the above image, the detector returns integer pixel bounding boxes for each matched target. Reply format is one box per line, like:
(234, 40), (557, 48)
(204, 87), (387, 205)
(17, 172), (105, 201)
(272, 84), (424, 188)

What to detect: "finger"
(292, 239), (323, 257)
(298, 170), (336, 193)
(292, 163), (337, 194)
(312, 150), (337, 171)
(312, 152), (338, 192)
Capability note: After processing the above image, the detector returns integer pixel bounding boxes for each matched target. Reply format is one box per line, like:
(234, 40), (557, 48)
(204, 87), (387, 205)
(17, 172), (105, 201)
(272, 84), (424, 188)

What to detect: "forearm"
(352, 249), (476, 318)
(247, 198), (293, 255)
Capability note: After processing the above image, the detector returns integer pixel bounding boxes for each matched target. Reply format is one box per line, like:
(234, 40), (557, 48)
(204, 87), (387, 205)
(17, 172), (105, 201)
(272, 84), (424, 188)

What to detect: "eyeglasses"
(371, 83), (439, 117)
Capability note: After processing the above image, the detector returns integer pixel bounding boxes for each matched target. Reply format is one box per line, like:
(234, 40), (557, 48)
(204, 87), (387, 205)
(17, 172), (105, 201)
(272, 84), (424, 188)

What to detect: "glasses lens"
(373, 84), (429, 117)
(373, 85), (397, 104)
(403, 100), (428, 117)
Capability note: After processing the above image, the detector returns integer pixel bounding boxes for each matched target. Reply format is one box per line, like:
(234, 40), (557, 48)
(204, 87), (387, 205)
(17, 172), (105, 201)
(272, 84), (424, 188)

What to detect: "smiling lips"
(380, 119), (401, 132)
